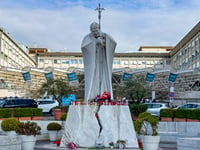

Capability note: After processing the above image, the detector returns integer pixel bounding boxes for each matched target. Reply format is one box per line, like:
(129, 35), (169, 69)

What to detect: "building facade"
(0, 28), (36, 69)
(0, 22), (199, 101)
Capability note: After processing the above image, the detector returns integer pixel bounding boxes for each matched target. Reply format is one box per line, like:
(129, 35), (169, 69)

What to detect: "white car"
(175, 103), (200, 109)
(37, 99), (59, 115)
(145, 103), (168, 117)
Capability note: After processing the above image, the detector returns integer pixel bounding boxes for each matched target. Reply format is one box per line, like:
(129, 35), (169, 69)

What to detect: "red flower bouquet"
(66, 142), (77, 149)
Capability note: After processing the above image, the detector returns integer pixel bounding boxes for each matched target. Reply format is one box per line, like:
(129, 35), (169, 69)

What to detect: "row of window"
(1, 38), (34, 68)
(39, 58), (166, 65)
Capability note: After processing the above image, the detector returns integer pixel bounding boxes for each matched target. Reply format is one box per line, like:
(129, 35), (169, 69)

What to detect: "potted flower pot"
(134, 112), (160, 150)
(1, 117), (20, 135)
(53, 108), (63, 120)
(15, 121), (41, 150)
(47, 122), (62, 141)
(117, 140), (127, 149)
(20, 135), (37, 150)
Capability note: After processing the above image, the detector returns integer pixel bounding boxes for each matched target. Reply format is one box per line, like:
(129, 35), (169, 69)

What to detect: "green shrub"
(187, 109), (200, 120)
(160, 109), (174, 118)
(0, 108), (43, 118)
(1, 118), (20, 131)
(0, 109), (14, 118)
(174, 109), (189, 118)
(196, 109), (200, 120)
(60, 113), (67, 121)
(129, 104), (147, 117)
(47, 122), (62, 131)
(15, 108), (33, 117)
(32, 108), (43, 116)
(133, 112), (159, 136)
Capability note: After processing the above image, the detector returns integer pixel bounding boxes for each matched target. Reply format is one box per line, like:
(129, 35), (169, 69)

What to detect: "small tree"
(39, 79), (73, 106)
(116, 76), (149, 103)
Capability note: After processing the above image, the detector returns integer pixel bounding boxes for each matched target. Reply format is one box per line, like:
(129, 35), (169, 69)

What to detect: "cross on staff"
(95, 3), (105, 30)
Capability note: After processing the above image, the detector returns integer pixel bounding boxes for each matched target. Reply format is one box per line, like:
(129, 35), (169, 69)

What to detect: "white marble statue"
(81, 22), (117, 103)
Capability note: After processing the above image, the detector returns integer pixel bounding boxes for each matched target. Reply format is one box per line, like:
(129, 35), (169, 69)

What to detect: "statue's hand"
(96, 36), (105, 46)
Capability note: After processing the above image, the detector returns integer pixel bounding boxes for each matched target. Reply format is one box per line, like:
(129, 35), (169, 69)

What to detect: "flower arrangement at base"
(109, 142), (114, 149)
(53, 140), (61, 146)
(66, 142), (77, 149)
(117, 139), (127, 148)
(93, 91), (112, 136)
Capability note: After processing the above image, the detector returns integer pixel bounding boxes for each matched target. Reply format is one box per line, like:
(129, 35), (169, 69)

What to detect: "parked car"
(0, 98), (38, 108)
(175, 103), (200, 109)
(37, 99), (59, 115)
(144, 102), (169, 117)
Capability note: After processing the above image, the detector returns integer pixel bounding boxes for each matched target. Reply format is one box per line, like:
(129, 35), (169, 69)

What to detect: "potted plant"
(53, 106), (69, 120)
(1, 117), (20, 135)
(15, 121), (41, 150)
(133, 112), (160, 150)
(116, 140), (127, 149)
(46, 122), (62, 141)
(109, 142), (114, 149)
(60, 113), (67, 121)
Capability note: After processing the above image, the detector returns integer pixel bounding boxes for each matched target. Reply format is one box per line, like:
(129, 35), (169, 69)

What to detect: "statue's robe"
(81, 32), (116, 103)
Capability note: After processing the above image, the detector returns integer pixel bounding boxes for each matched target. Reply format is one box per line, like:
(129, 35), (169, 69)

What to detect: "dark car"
(0, 99), (38, 108)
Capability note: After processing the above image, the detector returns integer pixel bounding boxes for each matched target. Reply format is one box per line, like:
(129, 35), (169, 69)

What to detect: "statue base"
(60, 105), (139, 148)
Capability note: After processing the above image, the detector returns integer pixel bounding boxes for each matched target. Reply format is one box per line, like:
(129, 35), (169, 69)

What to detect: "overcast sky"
(0, 0), (200, 52)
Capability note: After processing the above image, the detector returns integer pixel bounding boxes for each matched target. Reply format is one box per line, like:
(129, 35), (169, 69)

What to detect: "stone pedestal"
(0, 135), (21, 150)
(60, 105), (139, 148)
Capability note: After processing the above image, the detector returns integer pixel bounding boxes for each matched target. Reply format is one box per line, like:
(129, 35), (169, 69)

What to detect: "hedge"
(0, 108), (42, 118)
(160, 109), (174, 118)
(129, 104), (148, 117)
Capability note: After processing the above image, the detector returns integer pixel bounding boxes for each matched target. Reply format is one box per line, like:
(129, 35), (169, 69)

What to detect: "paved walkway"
(34, 140), (177, 150)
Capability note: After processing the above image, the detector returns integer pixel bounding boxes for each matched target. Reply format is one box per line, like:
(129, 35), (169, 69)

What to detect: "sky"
(0, 0), (200, 52)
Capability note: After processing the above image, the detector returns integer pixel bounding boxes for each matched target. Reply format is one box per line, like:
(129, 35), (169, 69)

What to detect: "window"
(44, 60), (49, 64)
(124, 61), (128, 65)
(71, 59), (78, 64)
(54, 59), (61, 64)
(62, 60), (70, 64)
(113, 60), (120, 65)
(79, 59), (83, 64)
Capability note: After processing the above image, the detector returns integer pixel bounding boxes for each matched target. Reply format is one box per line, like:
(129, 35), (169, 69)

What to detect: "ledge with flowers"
(59, 91), (139, 149)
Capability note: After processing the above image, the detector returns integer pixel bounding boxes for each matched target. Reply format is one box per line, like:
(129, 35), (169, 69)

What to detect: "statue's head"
(90, 22), (100, 38)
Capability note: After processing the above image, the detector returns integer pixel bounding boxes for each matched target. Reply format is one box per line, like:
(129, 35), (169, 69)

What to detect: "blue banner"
(45, 72), (54, 80)
(62, 94), (76, 106)
(22, 72), (31, 81)
(168, 73), (177, 82)
(67, 72), (78, 81)
(146, 72), (155, 82)
(122, 72), (132, 81)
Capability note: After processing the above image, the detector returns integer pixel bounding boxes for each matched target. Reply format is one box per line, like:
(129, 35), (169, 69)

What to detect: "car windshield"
(0, 100), (4, 105)
(145, 103), (164, 108)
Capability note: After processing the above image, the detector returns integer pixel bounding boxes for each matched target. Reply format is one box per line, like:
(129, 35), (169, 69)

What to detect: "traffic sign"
(169, 92), (174, 97)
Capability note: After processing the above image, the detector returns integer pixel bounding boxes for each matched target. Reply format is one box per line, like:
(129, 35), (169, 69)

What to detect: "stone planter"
(5, 131), (17, 136)
(187, 119), (199, 122)
(141, 135), (160, 150)
(18, 117), (32, 120)
(20, 135), (37, 150)
(53, 109), (63, 120)
(161, 117), (173, 122)
(0, 135), (21, 150)
(174, 118), (187, 122)
(48, 130), (58, 141)
(31, 116), (42, 120)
